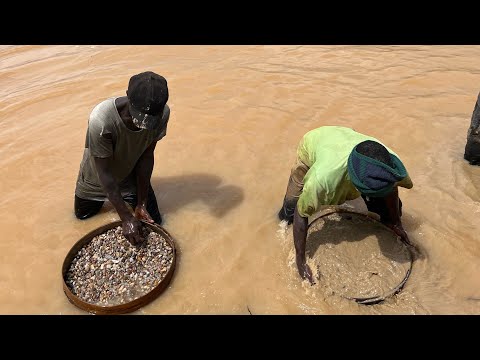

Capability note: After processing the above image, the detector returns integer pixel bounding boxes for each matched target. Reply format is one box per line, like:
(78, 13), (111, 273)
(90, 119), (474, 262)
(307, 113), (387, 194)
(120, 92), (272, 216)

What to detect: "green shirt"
(296, 126), (412, 217)
(75, 97), (170, 201)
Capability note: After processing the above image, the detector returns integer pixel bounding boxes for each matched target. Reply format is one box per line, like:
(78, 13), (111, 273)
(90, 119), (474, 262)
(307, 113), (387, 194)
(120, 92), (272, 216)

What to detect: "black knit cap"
(127, 71), (169, 130)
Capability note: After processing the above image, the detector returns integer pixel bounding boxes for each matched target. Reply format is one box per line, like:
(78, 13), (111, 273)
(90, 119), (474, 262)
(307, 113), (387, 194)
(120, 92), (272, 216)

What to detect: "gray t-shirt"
(75, 97), (170, 201)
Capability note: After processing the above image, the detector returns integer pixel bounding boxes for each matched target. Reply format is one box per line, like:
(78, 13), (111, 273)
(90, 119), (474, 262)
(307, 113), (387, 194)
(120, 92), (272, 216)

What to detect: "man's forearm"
(102, 177), (134, 221)
(94, 157), (133, 221)
(293, 206), (308, 263)
(135, 154), (154, 207)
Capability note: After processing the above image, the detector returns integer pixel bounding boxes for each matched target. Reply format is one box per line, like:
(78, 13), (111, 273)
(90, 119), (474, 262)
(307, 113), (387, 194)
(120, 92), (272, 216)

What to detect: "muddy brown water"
(1, 45), (480, 314)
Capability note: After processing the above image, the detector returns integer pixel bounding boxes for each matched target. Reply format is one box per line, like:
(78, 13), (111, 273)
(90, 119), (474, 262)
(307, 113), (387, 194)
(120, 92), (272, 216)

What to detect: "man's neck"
(115, 96), (141, 131)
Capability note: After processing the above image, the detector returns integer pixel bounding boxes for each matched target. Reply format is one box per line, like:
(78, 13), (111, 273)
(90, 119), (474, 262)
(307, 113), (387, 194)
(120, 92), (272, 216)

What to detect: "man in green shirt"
(278, 126), (413, 285)
(74, 71), (170, 245)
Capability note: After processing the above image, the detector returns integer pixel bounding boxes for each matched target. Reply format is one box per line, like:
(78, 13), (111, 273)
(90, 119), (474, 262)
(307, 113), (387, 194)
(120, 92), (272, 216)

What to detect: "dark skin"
(293, 186), (411, 285)
(94, 96), (156, 246)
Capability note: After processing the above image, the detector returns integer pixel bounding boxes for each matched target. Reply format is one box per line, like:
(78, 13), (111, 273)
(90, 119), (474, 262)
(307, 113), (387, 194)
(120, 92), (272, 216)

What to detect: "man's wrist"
(136, 202), (147, 209)
(118, 211), (134, 221)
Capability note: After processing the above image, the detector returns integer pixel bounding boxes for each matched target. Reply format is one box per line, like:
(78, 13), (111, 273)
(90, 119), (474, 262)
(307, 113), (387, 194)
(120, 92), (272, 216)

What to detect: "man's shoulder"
(88, 98), (117, 128)
(90, 98), (115, 117)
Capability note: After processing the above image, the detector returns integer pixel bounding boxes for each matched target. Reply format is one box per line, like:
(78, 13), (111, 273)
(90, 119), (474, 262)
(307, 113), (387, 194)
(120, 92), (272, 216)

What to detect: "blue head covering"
(347, 145), (408, 197)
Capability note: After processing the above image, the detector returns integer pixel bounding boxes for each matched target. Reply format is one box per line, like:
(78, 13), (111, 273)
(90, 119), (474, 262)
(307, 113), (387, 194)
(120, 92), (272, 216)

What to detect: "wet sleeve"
(297, 196), (314, 218)
(297, 178), (329, 218)
(87, 117), (113, 158)
(297, 168), (343, 217)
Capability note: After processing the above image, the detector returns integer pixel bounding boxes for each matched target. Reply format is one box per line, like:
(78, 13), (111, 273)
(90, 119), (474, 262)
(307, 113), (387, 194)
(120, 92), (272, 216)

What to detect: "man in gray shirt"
(74, 71), (170, 245)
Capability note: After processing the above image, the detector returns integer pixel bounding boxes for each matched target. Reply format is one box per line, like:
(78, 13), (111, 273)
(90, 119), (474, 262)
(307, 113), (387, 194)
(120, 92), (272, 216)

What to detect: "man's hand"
(296, 257), (315, 285)
(135, 204), (155, 224)
(122, 216), (144, 245)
